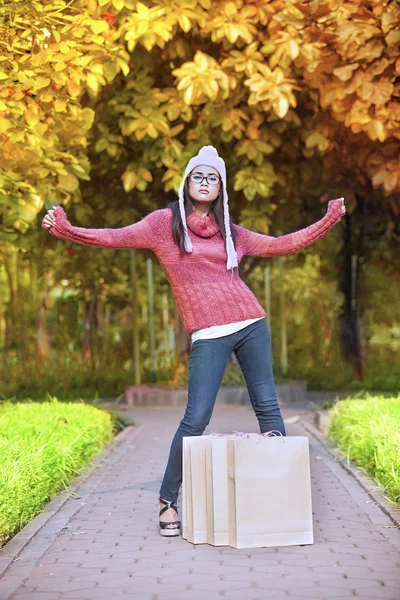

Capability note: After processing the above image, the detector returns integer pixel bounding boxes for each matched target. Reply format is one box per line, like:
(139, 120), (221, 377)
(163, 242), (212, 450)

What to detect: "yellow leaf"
(136, 179), (147, 191)
(25, 108), (39, 127)
(225, 2), (237, 17)
(288, 40), (299, 60)
(107, 144), (118, 157)
(169, 124), (184, 136)
(368, 119), (385, 142)
(140, 169), (153, 182)
(135, 128), (147, 141)
(112, 0), (125, 10)
(31, 49), (47, 68)
(179, 15), (191, 33)
(86, 73), (99, 93)
(370, 79), (393, 105)
(246, 124), (259, 140)
(136, 2), (149, 17)
(116, 57), (130, 76)
(147, 122), (158, 138)
(90, 20), (109, 34)
(54, 62), (67, 72)
(67, 79), (81, 98)
(58, 172), (79, 192)
(55, 99), (67, 112)
(60, 42), (70, 54)
(226, 23), (240, 44)
(167, 104), (180, 121)
(142, 33), (157, 52)
(273, 96), (289, 119)
(0, 116), (11, 132)
(122, 171), (137, 192)
(194, 51), (209, 71)
(333, 64), (359, 81)
(35, 76), (51, 90)
(358, 81), (374, 101)
(154, 121), (170, 135)
(183, 84), (194, 105)
(103, 61), (118, 83)
(261, 41), (275, 55)
(386, 30), (400, 46)
(305, 131), (329, 152)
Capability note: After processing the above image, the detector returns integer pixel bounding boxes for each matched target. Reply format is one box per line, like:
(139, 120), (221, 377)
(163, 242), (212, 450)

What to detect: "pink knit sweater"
(45, 200), (344, 334)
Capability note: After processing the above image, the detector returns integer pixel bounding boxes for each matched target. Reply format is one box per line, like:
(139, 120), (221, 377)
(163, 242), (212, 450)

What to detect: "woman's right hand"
(42, 206), (58, 229)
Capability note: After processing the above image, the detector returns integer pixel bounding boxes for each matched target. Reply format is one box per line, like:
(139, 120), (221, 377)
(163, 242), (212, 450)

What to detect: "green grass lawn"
(0, 397), (120, 548)
(328, 393), (400, 506)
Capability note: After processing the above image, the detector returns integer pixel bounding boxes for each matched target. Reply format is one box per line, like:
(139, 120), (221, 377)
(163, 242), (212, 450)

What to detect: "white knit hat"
(178, 145), (238, 271)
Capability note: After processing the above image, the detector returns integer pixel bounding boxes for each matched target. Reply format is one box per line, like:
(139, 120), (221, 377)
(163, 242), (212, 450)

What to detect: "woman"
(42, 145), (346, 538)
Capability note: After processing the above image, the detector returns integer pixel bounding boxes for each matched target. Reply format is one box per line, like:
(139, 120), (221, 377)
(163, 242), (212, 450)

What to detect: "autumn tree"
(1, 0), (399, 382)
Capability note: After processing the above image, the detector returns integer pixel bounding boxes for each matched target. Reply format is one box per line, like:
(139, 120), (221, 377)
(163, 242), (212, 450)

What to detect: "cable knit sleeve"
(43, 206), (165, 252)
(235, 199), (344, 258)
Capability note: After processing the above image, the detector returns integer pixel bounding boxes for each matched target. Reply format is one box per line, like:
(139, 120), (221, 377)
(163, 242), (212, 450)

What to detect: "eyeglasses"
(188, 173), (221, 186)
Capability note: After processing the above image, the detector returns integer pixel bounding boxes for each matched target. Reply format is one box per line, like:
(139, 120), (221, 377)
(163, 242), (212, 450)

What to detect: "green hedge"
(0, 397), (118, 548)
(328, 394), (400, 506)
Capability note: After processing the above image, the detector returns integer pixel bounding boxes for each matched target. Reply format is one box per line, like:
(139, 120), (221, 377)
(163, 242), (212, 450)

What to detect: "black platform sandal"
(159, 496), (181, 537)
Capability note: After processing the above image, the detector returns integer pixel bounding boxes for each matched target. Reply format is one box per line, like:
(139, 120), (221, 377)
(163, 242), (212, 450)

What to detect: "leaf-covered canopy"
(0, 0), (399, 240)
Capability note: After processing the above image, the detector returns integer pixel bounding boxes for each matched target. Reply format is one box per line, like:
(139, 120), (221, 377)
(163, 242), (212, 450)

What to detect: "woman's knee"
(179, 413), (210, 435)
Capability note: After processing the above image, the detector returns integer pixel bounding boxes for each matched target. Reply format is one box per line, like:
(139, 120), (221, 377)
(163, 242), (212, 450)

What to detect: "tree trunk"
(3, 247), (19, 351)
(338, 195), (365, 380)
(36, 270), (52, 368)
(82, 293), (96, 367)
(96, 294), (104, 372)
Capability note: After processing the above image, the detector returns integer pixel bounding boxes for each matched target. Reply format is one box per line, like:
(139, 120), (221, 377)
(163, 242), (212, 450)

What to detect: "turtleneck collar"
(186, 211), (220, 238)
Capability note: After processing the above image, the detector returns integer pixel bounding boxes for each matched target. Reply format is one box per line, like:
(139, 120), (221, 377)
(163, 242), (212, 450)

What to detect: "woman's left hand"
(328, 197), (346, 217)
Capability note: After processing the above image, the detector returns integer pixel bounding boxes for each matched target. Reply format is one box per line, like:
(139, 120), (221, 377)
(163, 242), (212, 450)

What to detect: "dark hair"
(166, 176), (238, 259)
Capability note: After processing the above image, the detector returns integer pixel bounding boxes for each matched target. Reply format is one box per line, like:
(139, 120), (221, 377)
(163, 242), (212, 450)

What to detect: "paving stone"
(159, 572), (221, 585)
(278, 585), (352, 598)
(252, 565), (313, 574)
(220, 557), (286, 569)
(156, 592), (222, 600)
(315, 575), (381, 589)
(353, 587), (399, 599)
(222, 592), (287, 600)
(30, 582), (93, 594)
(11, 592), (62, 600)
(188, 565), (252, 575)
(190, 579), (250, 591)
(59, 589), (128, 599)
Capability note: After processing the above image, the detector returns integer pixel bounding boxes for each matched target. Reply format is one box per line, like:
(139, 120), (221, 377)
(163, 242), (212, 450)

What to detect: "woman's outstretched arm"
(235, 198), (345, 257)
(42, 205), (162, 251)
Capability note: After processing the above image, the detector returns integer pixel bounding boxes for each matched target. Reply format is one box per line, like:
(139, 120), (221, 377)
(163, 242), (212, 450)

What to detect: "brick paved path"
(1, 402), (399, 600)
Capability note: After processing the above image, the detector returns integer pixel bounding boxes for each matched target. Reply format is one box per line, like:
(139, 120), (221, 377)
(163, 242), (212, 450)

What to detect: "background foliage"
(0, 0), (399, 398)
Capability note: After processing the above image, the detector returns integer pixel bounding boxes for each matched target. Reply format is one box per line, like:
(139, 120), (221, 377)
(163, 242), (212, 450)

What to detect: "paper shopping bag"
(205, 438), (230, 546)
(182, 436), (189, 540)
(227, 436), (313, 548)
(182, 436), (210, 544)
(205, 433), (260, 546)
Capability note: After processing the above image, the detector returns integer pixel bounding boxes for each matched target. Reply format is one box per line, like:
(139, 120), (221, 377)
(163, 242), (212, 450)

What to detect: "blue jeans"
(159, 317), (286, 502)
